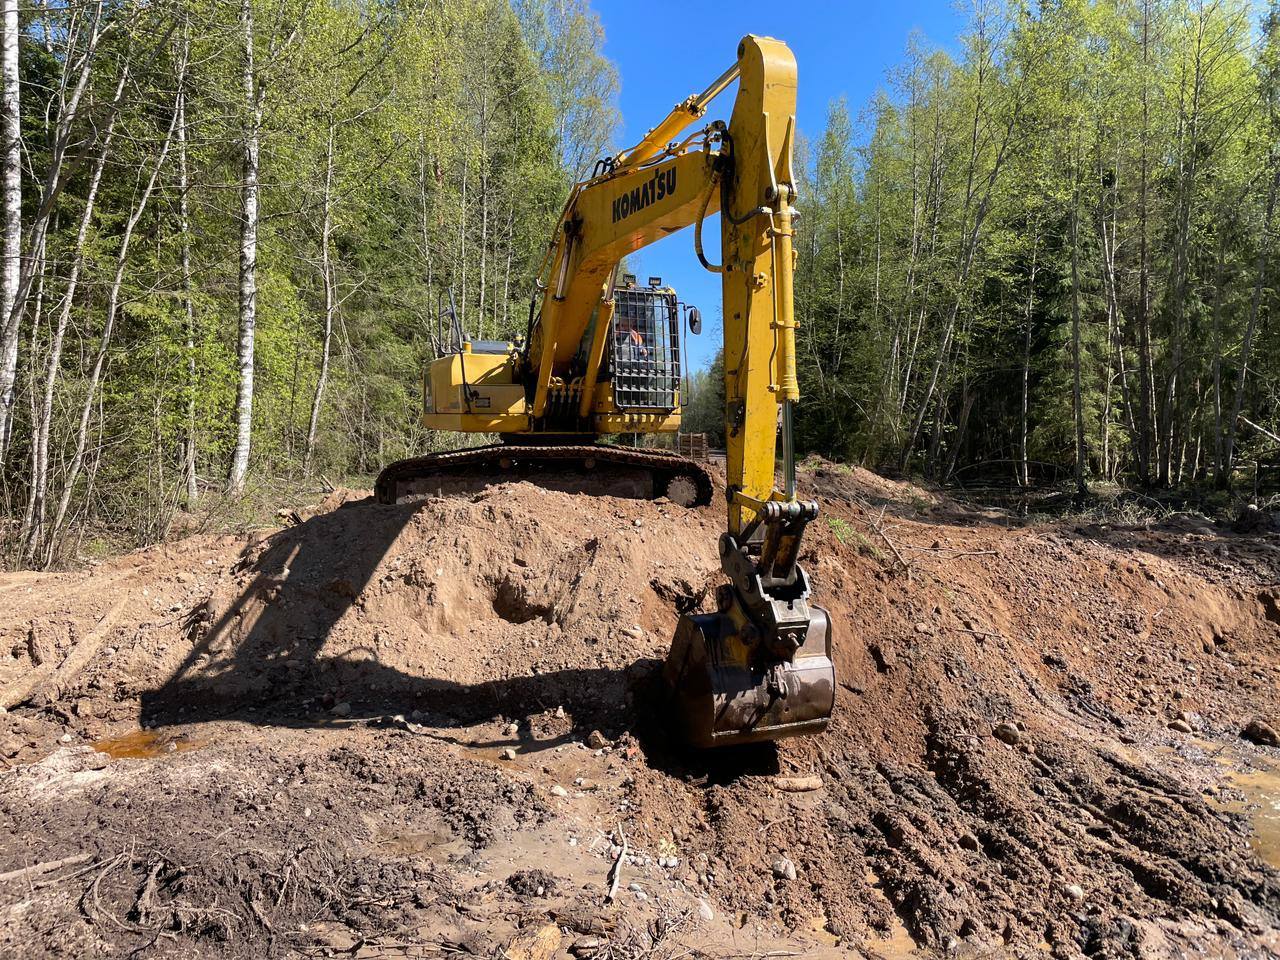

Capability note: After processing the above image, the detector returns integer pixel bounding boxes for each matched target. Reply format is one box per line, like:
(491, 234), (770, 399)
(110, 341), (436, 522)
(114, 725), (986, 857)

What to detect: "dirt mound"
(3, 464), (1280, 958)
(147, 482), (719, 723)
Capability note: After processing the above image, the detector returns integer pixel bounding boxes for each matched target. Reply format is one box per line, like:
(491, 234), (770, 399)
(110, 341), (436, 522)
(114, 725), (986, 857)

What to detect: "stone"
(1064, 883), (1086, 901)
(958, 833), (980, 852)
(1168, 718), (1192, 734)
(500, 747), (517, 761)
(993, 722), (1020, 746)
(696, 898), (715, 922)
(550, 784), (569, 797)
(586, 730), (610, 750)
(1242, 718), (1280, 747)
(771, 857), (797, 881)
(331, 702), (352, 717)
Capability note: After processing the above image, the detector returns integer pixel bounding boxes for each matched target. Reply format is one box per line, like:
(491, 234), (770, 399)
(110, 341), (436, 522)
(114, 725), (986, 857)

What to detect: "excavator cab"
(609, 275), (681, 413)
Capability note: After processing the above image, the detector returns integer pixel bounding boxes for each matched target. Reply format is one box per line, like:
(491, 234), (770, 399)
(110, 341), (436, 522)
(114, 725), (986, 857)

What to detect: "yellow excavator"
(376, 36), (835, 748)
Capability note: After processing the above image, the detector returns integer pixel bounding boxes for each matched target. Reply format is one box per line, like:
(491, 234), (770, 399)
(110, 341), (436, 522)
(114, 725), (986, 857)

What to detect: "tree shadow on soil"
(138, 494), (778, 787)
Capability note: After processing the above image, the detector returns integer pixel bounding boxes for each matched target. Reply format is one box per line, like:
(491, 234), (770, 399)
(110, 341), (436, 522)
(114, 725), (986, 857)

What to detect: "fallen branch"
(902, 545), (999, 559)
(861, 502), (911, 578)
(772, 775), (822, 793)
(0, 852), (92, 883)
(605, 826), (628, 902)
(1239, 415), (1280, 447)
(0, 595), (128, 709)
(955, 627), (1003, 640)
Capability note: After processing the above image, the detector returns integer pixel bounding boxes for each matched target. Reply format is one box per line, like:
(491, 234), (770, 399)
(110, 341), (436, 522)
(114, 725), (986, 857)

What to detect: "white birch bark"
(0, 0), (20, 460)
(227, 0), (263, 493)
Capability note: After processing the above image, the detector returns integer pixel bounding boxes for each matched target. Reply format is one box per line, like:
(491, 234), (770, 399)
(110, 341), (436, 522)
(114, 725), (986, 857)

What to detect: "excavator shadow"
(137, 496), (772, 786)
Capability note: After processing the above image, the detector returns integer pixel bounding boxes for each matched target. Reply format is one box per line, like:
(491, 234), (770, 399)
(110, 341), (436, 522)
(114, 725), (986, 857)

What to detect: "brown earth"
(2, 462), (1280, 958)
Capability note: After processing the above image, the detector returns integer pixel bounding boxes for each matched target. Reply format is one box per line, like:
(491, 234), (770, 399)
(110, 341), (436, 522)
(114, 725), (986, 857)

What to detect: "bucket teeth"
(663, 597), (834, 749)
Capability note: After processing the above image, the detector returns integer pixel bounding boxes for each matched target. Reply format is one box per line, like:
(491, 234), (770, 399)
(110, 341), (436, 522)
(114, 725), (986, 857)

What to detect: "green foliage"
(681, 348), (725, 445)
(794, 0), (1278, 491)
(1, 0), (617, 562)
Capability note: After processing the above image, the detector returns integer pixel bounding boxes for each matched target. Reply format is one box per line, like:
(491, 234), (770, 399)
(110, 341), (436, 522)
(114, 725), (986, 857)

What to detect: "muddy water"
(92, 729), (202, 760)
(1226, 761), (1280, 870)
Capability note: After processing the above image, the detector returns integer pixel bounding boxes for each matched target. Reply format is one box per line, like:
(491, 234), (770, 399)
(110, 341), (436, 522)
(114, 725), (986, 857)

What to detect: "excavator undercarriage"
(375, 442), (713, 508)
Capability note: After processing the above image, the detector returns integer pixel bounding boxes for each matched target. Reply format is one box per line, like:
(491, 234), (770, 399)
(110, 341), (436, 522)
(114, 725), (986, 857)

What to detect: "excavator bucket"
(662, 504), (835, 748)
(663, 598), (834, 748)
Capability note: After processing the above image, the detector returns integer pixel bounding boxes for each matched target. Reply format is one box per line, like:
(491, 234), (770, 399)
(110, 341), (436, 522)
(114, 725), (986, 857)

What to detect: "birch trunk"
(303, 123), (335, 476)
(20, 68), (125, 560)
(228, 0), (263, 493)
(0, 0), (19, 460)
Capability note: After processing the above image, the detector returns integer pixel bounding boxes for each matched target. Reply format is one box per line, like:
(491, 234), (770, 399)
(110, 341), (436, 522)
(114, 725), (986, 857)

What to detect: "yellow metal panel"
(421, 413), (531, 432)
(594, 413), (681, 434)
(427, 352), (524, 417)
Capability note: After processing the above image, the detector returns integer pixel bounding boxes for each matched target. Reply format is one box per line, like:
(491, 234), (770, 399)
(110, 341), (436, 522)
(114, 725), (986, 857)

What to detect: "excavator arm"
(527, 36), (835, 747)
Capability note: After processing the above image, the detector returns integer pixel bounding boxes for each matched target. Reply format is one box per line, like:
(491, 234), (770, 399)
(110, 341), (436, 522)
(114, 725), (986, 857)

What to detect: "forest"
(0, 0), (617, 566)
(784, 0), (1280, 495)
(0, 0), (1278, 568)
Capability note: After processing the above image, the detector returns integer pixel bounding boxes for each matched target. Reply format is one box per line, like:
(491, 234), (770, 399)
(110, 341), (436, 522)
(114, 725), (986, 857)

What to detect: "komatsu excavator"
(376, 36), (835, 748)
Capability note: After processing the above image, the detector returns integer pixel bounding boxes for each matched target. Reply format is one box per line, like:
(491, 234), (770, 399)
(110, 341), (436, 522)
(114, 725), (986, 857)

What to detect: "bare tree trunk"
(20, 68), (125, 560)
(1020, 220), (1039, 487)
(1209, 231), (1227, 486)
(1070, 183), (1088, 497)
(177, 25), (197, 505)
(1134, 1), (1155, 486)
(45, 90), (180, 565)
(1, 1), (110, 460)
(303, 122), (336, 476)
(0, 0), (19, 461)
(1224, 156), (1280, 482)
(228, 0), (262, 493)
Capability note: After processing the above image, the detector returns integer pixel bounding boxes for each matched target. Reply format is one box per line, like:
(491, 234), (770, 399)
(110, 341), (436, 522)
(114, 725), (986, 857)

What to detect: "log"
(0, 595), (128, 710)
(0, 852), (92, 883)
(773, 775), (823, 793)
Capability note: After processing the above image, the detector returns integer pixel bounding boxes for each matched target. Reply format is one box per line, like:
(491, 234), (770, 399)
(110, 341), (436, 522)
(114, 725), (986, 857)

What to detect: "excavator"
(376, 36), (835, 749)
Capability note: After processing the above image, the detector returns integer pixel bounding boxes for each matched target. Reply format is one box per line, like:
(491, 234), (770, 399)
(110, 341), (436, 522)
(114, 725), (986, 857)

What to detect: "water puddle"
(865, 916), (920, 958)
(92, 729), (202, 760)
(1224, 763), (1280, 870)
(864, 870), (921, 957)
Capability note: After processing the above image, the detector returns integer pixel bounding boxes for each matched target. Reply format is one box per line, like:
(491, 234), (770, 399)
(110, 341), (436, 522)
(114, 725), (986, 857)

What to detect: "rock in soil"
(1243, 718), (1280, 746)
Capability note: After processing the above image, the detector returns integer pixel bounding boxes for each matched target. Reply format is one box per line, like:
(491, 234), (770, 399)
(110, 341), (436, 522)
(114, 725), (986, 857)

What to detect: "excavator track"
(375, 444), (715, 508)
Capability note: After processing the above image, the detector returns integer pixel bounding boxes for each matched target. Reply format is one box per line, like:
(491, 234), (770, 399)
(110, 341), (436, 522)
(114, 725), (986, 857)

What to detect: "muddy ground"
(2, 462), (1280, 958)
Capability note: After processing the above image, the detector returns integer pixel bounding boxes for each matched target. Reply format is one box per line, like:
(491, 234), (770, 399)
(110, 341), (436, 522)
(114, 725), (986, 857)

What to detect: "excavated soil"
(3, 462), (1280, 958)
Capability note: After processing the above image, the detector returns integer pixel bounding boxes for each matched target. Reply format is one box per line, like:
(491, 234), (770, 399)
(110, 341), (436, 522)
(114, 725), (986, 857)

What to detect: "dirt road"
(2, 464), (1279, 958)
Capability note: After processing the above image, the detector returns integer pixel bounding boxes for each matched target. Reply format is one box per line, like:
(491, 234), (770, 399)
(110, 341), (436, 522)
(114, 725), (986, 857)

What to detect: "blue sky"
(592, 0), (964, 371)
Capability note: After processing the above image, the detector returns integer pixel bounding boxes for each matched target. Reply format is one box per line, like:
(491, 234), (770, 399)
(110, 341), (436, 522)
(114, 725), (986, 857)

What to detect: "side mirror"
(687, 306), (702, 336)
